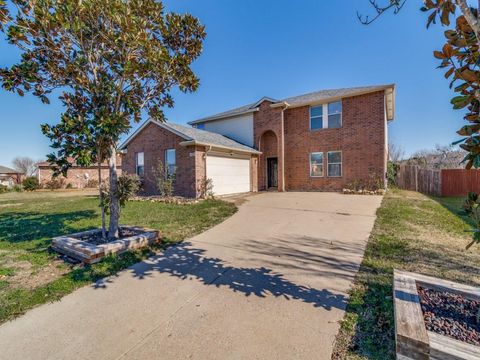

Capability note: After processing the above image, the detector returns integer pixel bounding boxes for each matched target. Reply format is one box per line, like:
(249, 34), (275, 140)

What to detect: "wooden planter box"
(52, 226), (160, 264)
(394, 270), (480, 360)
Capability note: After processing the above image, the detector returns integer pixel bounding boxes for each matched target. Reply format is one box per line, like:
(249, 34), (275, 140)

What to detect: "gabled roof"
(188, 103), (259, 125)
(188, 84), (395, 124)
(279, 84), (394, 108)
(0, 165), (22, 174)
(119, 120), (261, 154)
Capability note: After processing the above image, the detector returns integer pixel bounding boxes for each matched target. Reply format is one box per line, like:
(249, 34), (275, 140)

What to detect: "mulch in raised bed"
(75, 227), (144, 245)
(418, 286), (480, 346)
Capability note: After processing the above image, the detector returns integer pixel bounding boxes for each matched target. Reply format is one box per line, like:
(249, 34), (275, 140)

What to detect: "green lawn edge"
(332, 188), (480, 360)
(0, 194), (237, 325)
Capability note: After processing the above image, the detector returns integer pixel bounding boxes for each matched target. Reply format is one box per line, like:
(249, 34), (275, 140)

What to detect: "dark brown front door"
(267, 157), (278, 188)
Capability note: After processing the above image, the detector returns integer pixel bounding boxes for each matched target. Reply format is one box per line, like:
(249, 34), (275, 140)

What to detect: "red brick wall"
(123, 122), (198, 197)
(283, 91), (387, 191)
(38, 155), (122, 188)
(250, 156), (258, 192)
(254, 101), (285, 191)
(194, 146), (206, 196)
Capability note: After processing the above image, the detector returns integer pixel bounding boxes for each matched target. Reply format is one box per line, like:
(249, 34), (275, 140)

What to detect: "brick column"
(253, 101), (285, 192)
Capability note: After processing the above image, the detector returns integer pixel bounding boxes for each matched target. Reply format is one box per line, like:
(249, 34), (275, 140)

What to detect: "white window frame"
(309, 100), (342, 130)
(309, 152), (324, 177)
(309, 105), (323, 131)
(135, 152), (144, 177)
(165, 148), (176, 177)
(327, 151), (342, 177)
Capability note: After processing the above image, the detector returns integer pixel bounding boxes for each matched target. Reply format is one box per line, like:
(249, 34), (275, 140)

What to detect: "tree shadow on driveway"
(94, 241), (348, 312)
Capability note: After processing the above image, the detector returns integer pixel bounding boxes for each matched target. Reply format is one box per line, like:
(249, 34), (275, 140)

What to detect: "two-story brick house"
(120, 84), (395, 197)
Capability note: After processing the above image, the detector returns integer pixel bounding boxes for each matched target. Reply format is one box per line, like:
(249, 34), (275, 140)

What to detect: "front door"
(267, 157), (278, 188)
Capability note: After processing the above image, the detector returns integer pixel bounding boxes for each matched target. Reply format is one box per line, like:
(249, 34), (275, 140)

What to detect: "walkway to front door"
(0, 192), (382, 360)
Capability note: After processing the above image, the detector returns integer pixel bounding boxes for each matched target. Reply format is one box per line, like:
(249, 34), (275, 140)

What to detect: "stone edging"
(52, 226), (160, 264)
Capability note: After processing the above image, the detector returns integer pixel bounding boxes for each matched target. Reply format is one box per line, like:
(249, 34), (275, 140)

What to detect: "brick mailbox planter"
(394, 270), (480, 360)
(52, 226), (160, 264)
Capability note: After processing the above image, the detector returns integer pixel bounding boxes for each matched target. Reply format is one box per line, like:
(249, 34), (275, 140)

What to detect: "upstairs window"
(310, 105), (323, 130)
(165, 149), (176, 177)
(310, 152), (324, 177)
(328, 101), (342, 128)
(310, 100), (342, 130)
(196, 123), (205, 130)
(136, 152), (144, 177)
(327, 151), (342, 177)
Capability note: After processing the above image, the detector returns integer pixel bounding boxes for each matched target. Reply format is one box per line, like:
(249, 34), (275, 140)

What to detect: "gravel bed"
(418, 286), (480, 346)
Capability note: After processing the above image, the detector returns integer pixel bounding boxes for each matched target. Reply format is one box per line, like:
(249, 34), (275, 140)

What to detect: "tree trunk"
(108, 147), (120, 239)
(98, 160), (106, 239)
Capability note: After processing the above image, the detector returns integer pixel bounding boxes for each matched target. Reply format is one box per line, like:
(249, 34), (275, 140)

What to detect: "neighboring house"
(120, 84), (395, 197)
(0, 165), (24, 187)
(37, 156), (122, 188)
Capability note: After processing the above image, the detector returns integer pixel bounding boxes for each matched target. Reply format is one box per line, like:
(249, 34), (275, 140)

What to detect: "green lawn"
(332, 188), (480, 360)
(0, 190), (236, 324)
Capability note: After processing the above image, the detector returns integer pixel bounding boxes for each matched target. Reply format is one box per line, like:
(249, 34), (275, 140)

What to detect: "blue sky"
(0, 0), (464, 167)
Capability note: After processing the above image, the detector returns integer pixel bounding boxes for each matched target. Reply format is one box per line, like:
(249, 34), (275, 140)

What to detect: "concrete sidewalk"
(0, 192), (382, 360)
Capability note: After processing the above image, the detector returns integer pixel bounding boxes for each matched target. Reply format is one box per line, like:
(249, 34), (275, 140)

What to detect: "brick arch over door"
(258, 130), (278, 191)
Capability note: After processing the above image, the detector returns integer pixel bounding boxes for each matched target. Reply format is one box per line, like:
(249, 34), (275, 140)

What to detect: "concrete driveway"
(0, 192), (382, 360)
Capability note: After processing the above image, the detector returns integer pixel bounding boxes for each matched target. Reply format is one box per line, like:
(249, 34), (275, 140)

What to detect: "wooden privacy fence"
(396, 165), (480, 197)
(396, 165), (442, 196)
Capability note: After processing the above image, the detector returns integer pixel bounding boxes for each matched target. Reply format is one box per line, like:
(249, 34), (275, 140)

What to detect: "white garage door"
(206, 155), (251, 196)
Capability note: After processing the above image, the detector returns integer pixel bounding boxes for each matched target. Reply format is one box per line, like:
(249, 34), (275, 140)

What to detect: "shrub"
(44, 178), (66, 190)
(66, 183), (74, 189)
(461, 192), (480, 249)
(100, 174), (140, 210)
(0, 185), (8, 194)
(346, 174), (384, 192)
(152, 161), (174, 197)
(198, 177), (214, 199)
(12, 184), (23, 192)
(85, 179), (99, 188)
(387, 161), (398, 186)
(22, 176), (39, 191)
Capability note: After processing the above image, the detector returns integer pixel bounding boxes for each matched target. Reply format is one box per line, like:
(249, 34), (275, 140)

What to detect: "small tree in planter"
(99, 173), (140, 239)
(0, 0), (206, 239)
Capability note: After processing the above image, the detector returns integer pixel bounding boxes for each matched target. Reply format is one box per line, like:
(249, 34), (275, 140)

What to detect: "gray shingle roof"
(280, 84), (394, 107)
(188, 84), (394, 124)
(189, 103), (258, 125)
(0, 165), (21, 174)
(159, 121), (261, 154)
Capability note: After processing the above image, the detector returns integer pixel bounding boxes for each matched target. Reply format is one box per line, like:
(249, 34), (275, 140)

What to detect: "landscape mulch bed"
(418, 286), (480, 347)
(130, 195), (200, 204)
(76, 227), (144, 245)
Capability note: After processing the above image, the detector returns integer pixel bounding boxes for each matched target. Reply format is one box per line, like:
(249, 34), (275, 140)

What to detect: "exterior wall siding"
(202, 113), (254, 147)
(122, 122), (198, 197)
(283, 91), (387, 191)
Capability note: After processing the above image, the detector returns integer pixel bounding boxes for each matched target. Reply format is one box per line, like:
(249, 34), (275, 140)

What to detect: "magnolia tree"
(0, 0), (206, 238)
(361, 0), (480, 167)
